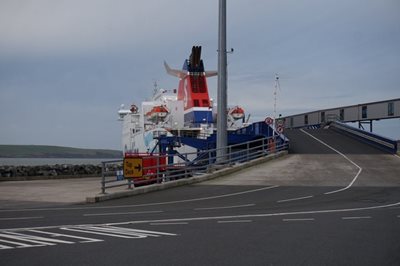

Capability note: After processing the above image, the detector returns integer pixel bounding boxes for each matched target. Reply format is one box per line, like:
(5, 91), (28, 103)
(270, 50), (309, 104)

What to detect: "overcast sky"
(0, 0), (399, 150)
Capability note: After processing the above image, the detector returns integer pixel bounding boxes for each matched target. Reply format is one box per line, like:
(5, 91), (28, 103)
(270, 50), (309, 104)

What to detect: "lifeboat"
(145, 105), (169, 121)
(229, 106), (245, 120)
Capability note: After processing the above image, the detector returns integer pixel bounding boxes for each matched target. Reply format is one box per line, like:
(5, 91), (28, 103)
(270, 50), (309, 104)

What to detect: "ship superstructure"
(118, 46), (284, 157)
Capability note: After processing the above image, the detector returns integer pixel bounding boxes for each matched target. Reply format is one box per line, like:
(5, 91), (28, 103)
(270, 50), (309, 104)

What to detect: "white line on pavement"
(341, 216), (371, 220)
(118, 201), (400, 225)
(2, 201), (400, 233)
(217, 220), (252, 223)
(150, 222), (188, 226)
(277, 196), (314, 203)
(0, 185), (279, 213)
(283, 218), (315, 222)
(0, 216), (43, 221)
(300, 129), (363, 195)
(83, 211), (163, 217)
(194, 204), (255, 211)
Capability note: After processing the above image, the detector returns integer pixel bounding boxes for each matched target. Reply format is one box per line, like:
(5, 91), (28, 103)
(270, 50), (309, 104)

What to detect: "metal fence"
(100, 135), (288, 194)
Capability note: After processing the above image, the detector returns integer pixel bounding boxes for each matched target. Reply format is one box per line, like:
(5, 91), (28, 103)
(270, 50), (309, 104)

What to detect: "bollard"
(101, 162), (106, 194)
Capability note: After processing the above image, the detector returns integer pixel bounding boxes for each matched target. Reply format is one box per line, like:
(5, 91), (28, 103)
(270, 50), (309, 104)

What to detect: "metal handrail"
(100, 135), (288, 193)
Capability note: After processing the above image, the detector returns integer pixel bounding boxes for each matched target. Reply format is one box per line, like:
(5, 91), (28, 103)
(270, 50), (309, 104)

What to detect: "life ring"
(130, 104), (138, 113)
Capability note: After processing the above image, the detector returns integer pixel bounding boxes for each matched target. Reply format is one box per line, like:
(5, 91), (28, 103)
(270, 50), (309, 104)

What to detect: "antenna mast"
(273, 73), (280, 136)
(273, 73), (280, 122)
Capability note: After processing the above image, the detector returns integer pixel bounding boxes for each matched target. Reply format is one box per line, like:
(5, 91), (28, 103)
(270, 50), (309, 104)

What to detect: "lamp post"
(216, 0), (227, 162)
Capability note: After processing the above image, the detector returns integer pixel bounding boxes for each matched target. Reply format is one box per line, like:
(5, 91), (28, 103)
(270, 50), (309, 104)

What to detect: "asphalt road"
(1, 128), (399, 265)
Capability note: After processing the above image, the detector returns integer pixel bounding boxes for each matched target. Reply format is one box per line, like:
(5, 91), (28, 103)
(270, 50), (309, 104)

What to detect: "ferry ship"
(118, 46), (286, 160)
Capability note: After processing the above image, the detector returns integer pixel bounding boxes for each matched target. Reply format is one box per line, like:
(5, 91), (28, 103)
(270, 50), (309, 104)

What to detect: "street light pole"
(217, 0), (228, 162)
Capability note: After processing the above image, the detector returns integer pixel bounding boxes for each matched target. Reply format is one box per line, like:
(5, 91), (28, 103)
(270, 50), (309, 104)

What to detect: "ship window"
(202, 99), (209, 107)
(304, 115), (308, 125)
(193, 100), (200, 107)
(388, 102), (394, 116)
(321, 112), (325, 123)
(340, 109), (344, 121)
(362, 106), (367, 119)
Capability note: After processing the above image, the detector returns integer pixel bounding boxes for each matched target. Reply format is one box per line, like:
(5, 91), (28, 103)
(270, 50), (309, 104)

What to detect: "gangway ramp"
(202, 128), (400, 189)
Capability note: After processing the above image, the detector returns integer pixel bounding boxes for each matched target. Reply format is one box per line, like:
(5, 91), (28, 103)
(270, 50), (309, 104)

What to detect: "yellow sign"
(123, 158), (143, 178)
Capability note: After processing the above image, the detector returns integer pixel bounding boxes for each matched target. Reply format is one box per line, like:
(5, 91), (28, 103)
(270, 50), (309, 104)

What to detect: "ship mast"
(273, 73), (280, 137)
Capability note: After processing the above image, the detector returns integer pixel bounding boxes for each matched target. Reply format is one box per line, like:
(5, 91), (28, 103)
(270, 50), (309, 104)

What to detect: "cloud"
(1, 0), (399, 148)
(0, 0), (219, 57)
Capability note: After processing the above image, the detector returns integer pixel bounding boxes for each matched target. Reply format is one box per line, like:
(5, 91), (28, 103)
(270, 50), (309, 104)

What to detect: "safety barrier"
(330, 121), (398, 153)
(100, 135), (288, 194)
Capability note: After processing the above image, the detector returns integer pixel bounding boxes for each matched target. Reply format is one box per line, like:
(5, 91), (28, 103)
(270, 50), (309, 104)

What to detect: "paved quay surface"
(0, 177), (103, 208)
(0, 152), (288, 208)
(1, 128), (399, 265)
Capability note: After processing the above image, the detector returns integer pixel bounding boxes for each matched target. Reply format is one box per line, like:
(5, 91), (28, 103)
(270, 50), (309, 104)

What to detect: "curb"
(86, 151), (288, 203)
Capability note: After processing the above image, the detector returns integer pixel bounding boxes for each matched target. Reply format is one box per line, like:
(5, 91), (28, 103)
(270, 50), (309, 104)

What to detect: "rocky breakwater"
(0, 164), (121, 181)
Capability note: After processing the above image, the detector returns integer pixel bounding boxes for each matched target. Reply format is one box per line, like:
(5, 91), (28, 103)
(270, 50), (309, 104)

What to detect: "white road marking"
(341, 216), (371, 220)
(26, 229), (103, 243)
(194, 204), (255, 211)
(0, 226), (175, 250)
(150, 222), (188, 226)
(118, 201), (400, 225)
(0, 185), (279, 213)
(0, 231), (75, 249)
(394, 154), (400, 160)
(300, 129), (363, 195)
(83, 210), (163, 217)
(1, 201), (398, 250)
(0, 216), (43, 221)
(277, 196), (314, 203)
(61, 226), (176, 239)
(217, 220), (252, 223)
(283, 218), (315, 222)
(2, 201), (399, 235)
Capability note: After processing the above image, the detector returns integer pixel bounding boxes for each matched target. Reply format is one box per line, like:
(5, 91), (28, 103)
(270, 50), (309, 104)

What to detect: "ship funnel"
(190, 46), (202, 69)
(164, 61), (187, 79)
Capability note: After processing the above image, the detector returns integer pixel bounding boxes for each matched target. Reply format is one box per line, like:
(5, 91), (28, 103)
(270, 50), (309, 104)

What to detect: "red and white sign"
(265, 117), (273, 125)
(276, 119), (284, 126)
(276, 125), (284, 134)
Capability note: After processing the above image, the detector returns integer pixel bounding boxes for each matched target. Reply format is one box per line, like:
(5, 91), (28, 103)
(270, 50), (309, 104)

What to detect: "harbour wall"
(0, 164), (120, 181)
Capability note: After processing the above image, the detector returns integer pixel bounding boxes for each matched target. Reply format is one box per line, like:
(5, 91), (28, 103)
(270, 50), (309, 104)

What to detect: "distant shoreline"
(0, 157), (121, 166)
(0, 145), (122, 159)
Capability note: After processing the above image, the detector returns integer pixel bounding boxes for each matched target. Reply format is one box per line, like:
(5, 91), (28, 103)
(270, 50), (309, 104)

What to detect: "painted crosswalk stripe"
(0, 225), (176, 250)
(0, 231), (75, 249)
(61, 226), (176, 239)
